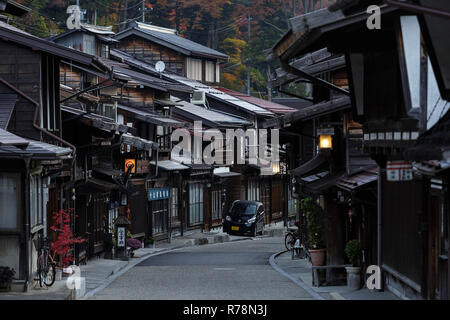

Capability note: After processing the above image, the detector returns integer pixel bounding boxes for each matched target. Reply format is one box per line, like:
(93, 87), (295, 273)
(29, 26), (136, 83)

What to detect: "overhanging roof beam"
(278, 86), (314, 102)
(60, 78), (112, 104)
(385, 0), (450, 19)
(281, 60), (349, 96)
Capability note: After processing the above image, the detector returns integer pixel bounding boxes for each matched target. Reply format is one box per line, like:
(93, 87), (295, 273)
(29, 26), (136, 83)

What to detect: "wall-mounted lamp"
(317, 127), (335, 150)
(272, 162), (280, 174)
(319, 135), (332, 149)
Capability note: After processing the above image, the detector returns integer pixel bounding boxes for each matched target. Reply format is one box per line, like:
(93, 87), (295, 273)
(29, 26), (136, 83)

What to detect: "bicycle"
(284, 226), (298, 251)
(37, 236), (56, 287)
(285, 221), (311, 262)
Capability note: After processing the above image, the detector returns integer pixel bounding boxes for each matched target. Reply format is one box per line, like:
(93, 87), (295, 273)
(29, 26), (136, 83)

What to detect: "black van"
(223, 200), (265, 236)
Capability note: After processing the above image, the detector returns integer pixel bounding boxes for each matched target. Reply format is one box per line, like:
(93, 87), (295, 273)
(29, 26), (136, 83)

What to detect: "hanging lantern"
(317, 127), (334, 149)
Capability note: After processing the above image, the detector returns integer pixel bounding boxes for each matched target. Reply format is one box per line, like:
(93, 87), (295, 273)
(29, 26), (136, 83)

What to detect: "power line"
(114, 14), (142, 26)
(90, 0), (145, 12)
(180, 16), (248, 34)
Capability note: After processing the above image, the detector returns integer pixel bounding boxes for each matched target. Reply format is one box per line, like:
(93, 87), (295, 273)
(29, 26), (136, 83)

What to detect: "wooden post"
(420, 35), (428, 133)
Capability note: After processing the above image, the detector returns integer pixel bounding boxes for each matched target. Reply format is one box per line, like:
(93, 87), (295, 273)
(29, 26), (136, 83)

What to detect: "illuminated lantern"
(272, 162), (280, 174)
(319, 134), (332, 149)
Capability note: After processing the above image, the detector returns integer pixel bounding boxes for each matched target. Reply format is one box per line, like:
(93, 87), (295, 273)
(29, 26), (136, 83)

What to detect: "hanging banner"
(386, 161), (413, 181)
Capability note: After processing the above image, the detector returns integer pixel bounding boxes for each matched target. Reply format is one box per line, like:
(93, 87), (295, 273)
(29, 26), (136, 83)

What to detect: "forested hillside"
(7, 0), (336, 97)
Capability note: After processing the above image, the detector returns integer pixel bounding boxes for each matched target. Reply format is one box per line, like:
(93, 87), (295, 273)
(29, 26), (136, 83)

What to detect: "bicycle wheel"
(43, 262), (56, 287)
(285, 233), (295, 251)
(38, 254), (45, 287)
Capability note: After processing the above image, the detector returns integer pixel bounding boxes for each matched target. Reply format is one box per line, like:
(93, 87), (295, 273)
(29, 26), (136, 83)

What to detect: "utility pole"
(121, 0), (129, 31)
(247, 15), (252, 96)
(142, 0), (145, 23)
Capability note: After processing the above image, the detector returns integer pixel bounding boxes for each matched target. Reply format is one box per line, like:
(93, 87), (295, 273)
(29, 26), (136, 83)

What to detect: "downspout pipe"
(377, 165), (383, 291)
(23, 157), (31, 292)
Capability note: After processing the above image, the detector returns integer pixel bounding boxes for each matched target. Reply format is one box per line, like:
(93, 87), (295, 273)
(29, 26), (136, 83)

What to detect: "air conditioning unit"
(190, 90), (207, 107)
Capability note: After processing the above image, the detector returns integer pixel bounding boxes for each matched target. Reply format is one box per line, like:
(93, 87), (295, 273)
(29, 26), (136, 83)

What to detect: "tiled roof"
(172, 98), (251, 128)
(336, 166), (378, 191)
(0, 22), (107, 69)
(0, 128), (72, 159)
(216, 88), (297, 114)
(115, 22), (228, 60)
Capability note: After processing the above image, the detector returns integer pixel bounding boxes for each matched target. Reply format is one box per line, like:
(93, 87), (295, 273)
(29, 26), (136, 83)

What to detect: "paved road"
(90, 236), (314, 300)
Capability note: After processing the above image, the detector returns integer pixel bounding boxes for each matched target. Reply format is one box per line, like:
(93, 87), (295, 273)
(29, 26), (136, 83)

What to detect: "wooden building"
(270, 0), (450, 299)
(114, 22), (228, 85)
(0, 18), (109, 290)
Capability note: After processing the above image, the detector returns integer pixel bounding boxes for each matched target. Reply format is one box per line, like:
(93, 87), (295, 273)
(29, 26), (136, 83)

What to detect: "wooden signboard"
(136, 160), (150, 174)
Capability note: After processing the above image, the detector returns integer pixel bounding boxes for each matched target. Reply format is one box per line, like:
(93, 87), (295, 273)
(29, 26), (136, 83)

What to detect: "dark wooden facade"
(117, 35), (186, 76)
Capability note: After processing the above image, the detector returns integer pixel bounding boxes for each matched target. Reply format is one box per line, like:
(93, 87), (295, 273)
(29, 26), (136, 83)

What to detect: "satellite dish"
(155, 61), (165, 73)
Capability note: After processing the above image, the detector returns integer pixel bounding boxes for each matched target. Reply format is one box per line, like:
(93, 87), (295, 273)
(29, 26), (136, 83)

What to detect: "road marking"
(213, 268), (236, 271)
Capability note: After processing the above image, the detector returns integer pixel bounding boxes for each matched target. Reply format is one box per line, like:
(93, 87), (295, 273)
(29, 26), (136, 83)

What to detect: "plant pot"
(345, 266), (361, 290)
(0, 282), (12, 292)
(309, 248), (326, 266)
(55, 268), (62, 281)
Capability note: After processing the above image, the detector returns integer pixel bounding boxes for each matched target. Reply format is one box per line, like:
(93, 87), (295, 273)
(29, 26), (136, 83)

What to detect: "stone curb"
(329, 292), (346, 300)
(269, 251), (325, 300)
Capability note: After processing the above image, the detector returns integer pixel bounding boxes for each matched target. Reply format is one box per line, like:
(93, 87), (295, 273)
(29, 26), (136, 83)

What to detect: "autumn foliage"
(12, 0), (336, 96)
(50, 209), (86, 267)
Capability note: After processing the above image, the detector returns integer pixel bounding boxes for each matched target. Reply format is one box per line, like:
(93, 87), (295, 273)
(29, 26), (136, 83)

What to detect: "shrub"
(345, 240), (361, 266)
(50, 209), (87, 267)
(0, 267), (15, 289)
(301, 197), (324, 249)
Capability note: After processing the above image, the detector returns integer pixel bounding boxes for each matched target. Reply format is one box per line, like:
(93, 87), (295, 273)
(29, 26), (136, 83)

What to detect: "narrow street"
(89, 237), (314, 300)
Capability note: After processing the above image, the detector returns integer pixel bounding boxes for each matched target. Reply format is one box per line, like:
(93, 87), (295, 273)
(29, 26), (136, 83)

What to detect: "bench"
(312, 264), (351, 287)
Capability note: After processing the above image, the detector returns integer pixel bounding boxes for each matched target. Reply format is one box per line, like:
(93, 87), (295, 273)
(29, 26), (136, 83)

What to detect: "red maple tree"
(50, 209), (86, 267)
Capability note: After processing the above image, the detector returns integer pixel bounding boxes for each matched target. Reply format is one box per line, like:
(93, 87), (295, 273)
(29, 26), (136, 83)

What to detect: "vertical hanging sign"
(117, 227), (126, 247)
(386, 161), (413, 181)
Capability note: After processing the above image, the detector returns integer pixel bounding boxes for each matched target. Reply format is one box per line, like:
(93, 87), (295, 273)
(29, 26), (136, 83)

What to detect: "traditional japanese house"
(50, 24), (117, 59)
(268, 34), (383, 284)
(216, 87), (298, 225)
(114, 21), (229, 85)
(171, 98), (252, 231)
(108, 47), (284, 233)
(0, 19), (109, 290)
(51, 25), (193, 249)
(270, 0), (450, 299)
(112, 68), (188, 243)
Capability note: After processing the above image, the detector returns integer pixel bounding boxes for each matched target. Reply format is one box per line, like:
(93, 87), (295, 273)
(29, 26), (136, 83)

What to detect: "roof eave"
(1, 0), (30, 17)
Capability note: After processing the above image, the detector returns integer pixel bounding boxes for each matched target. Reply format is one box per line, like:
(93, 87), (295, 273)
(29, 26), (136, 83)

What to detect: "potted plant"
(145, 236), (154, 248)
(0, 267), (15, 292)
(345, 239), (361, 290)
(301, 198), (325, 266)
